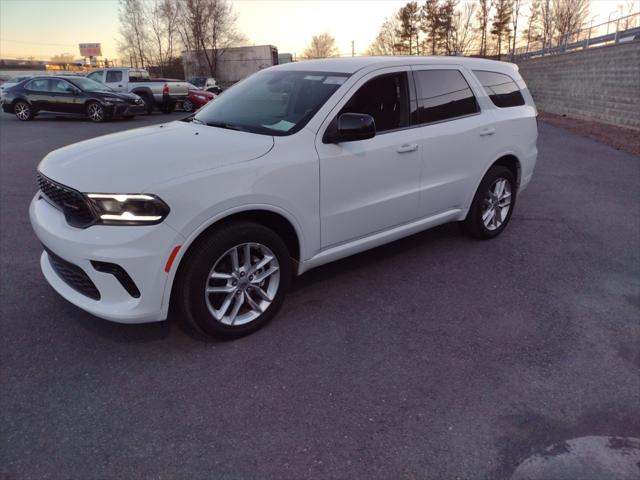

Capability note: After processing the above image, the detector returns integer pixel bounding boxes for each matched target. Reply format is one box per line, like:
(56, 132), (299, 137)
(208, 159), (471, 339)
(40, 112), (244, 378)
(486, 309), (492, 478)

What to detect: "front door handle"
(479, 127), (496, 136)
(396, 144), (418, 153)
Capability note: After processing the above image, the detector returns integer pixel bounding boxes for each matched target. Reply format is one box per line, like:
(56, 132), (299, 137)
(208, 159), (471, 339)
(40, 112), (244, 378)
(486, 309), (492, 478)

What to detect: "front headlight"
(86, 193), (170, 225)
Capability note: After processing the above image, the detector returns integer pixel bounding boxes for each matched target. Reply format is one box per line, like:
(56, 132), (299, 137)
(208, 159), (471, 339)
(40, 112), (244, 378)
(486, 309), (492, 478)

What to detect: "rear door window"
(473, 70), (525, 108)
(413, 69), (479, 125)
(25, 78), (50, 91)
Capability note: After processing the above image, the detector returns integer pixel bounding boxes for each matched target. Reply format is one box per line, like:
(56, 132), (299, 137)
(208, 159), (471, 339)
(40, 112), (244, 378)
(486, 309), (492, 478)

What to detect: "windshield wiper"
(205, 121), (246, 132)
(190, 117), (205, 125)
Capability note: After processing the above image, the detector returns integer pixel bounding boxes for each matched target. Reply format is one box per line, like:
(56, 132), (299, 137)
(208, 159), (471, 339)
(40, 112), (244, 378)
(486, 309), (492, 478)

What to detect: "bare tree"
(451, 2), (478, 55)
(618, 1), (637, 30)
(367, 17), (401, 55)
(491, 0), (512, 55)
(148, 0), (181, 74)
(118, 0), (149, 67)
(302, 32), (339, 59)
(511, 0), (523, 54)
(51, 53), (75, 63)
(477, 0), (492, 55)
(180, 0), (245, 77)
(553, 0), (589, 46)
(524, 0), (541, 52)
(539, 0), (554, 49)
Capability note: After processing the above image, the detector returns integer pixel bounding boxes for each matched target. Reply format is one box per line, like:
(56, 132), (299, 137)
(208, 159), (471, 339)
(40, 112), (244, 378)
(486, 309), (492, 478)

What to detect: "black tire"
(183, 98), (194, 113)
(139, 94), (153, 115)
(175, 222), (293, 339)
(86, 101), (106, 123)
(13, 100), (34, 121)
(463, 165), (517, 239)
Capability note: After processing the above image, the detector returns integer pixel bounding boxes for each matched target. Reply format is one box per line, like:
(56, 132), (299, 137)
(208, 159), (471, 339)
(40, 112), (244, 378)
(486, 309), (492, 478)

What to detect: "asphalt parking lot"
(1, 111), (639, 479)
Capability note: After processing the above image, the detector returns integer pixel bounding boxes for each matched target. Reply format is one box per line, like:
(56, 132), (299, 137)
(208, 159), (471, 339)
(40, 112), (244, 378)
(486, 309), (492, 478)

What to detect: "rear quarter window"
(473, 70), (525, 108)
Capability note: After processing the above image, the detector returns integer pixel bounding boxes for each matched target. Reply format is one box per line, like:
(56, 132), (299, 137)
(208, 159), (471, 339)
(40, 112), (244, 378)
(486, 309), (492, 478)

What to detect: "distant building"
(182, 45), (278, 87)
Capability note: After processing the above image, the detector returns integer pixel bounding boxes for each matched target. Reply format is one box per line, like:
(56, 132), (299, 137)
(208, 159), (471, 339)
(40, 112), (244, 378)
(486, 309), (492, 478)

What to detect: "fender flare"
(158, 203), (306, 319)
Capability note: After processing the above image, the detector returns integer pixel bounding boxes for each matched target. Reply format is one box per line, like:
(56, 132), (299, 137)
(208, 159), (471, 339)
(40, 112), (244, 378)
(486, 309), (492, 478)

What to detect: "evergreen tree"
(491, 0), (512, 55)
(395, 2), (421, 55)
(421, 0), (440, 55)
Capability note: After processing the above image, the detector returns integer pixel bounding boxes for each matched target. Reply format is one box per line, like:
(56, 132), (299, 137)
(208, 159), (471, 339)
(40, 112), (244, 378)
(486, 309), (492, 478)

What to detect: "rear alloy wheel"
(14, 101), (33, 121)
(183, 98), (194, 112)
(86, 102), (105, 123)
(464, 165), (516, 239)
(176, 222), (292, 339)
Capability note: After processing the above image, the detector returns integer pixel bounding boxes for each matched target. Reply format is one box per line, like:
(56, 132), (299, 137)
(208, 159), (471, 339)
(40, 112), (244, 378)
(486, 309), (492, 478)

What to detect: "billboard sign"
(79, 43), (102, 57)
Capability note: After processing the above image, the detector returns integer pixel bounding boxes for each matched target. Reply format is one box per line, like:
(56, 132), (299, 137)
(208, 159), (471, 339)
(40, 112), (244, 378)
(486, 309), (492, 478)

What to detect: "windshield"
(193, 70), (349, 136)
(68, 77), (114, 92)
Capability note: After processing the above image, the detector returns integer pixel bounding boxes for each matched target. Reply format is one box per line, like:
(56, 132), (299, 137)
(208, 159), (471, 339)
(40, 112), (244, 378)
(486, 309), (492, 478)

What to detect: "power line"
(0, 38), (76, 47)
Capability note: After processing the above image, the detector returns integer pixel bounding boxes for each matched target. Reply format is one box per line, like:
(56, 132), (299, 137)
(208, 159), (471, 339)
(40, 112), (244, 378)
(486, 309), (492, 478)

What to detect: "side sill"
(298, 208), (462, 274)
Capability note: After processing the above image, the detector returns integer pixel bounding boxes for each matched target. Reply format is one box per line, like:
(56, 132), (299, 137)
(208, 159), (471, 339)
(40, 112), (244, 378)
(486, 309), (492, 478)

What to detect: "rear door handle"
(396, 144), (418, 153)
(479, 127), (496, 136)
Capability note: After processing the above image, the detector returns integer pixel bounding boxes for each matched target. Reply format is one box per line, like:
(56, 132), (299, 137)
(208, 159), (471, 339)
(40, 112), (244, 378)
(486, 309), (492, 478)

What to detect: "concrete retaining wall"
(514, 42), (640, 130)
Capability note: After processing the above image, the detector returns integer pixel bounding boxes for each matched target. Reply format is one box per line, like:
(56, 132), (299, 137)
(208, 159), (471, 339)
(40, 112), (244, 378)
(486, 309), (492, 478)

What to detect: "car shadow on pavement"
(292, 222), (463, 294)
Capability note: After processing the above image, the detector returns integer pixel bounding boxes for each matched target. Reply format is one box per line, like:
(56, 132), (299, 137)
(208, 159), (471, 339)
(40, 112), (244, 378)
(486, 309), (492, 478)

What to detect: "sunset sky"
(0, 0), (637, 61)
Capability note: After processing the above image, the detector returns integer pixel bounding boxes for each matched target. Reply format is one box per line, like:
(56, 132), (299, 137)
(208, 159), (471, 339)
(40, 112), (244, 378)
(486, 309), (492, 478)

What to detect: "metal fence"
(512, 12), (640, 60)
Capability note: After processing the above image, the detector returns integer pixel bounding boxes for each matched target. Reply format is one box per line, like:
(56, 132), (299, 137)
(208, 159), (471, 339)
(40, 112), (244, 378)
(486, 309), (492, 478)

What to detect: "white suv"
(30, 57), (537, 338)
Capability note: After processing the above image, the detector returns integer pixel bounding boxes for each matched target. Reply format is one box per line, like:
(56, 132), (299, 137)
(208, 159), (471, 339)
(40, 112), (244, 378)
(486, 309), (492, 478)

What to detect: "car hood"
(38, 121), (274, 192)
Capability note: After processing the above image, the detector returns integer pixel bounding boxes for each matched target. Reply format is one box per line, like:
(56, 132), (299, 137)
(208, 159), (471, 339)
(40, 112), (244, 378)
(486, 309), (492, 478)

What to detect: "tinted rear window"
(473, 70), (525, 108)
(413, 70), (479, 125)
(25, 78), (50, 91)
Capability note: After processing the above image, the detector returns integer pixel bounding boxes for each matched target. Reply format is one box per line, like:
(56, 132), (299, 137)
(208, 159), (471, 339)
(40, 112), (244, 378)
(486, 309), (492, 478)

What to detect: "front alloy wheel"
(205, 243), (280, 326)
(175, 222), (292, 338)
(86, 102), (105, 122)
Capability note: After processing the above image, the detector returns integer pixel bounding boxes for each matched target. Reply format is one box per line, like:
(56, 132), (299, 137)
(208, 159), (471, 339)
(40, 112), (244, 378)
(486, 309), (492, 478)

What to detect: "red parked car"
(182, 87), (216, 112)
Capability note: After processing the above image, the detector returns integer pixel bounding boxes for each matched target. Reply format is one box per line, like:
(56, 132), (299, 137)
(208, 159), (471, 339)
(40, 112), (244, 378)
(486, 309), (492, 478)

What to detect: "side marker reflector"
(165, 245), (181, 273)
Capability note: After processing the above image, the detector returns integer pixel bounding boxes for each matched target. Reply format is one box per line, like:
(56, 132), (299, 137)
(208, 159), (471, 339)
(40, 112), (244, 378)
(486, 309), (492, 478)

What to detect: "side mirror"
(327, 113), (376, 143)
(70, 87), (81, 95)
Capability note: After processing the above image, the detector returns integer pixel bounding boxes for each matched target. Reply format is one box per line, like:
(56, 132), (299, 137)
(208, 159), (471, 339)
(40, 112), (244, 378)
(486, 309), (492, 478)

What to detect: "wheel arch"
(11, 97), (32, 109)
(130, 87), (154, 99)
(163, 207), (303, 317)
(490, 153), (521, 188)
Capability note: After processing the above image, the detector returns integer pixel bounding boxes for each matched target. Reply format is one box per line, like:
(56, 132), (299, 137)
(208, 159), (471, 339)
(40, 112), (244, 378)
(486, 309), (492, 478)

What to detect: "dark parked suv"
(1, 75), (146, 122)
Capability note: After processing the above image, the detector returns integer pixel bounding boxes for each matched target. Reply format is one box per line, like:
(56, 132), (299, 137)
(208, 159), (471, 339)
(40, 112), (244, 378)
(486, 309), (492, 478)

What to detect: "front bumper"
(107, 102), (147, 117)
(30, 194), (184, 324)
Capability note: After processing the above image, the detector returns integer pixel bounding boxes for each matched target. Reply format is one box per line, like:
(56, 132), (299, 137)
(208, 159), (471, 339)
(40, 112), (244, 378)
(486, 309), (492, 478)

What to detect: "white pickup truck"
(87, 68), (189, 114)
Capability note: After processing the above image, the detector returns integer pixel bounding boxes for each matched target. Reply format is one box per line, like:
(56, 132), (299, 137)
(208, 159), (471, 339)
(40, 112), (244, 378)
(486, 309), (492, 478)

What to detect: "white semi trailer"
(182, 45), (279, 88)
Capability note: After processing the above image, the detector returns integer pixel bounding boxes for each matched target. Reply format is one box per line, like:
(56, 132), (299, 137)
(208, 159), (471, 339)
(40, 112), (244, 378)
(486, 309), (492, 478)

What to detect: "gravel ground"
(538, 111), (640, 156)
(1, 111), (639, 479)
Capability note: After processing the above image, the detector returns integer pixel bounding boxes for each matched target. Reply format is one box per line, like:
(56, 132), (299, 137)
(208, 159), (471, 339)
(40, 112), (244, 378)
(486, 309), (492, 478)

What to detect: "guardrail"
(512, 12), (640, 60)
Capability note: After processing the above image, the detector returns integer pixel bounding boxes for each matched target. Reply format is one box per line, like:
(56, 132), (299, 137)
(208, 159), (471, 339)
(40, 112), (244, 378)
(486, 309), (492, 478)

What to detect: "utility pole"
(351, 40), (354, 57)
